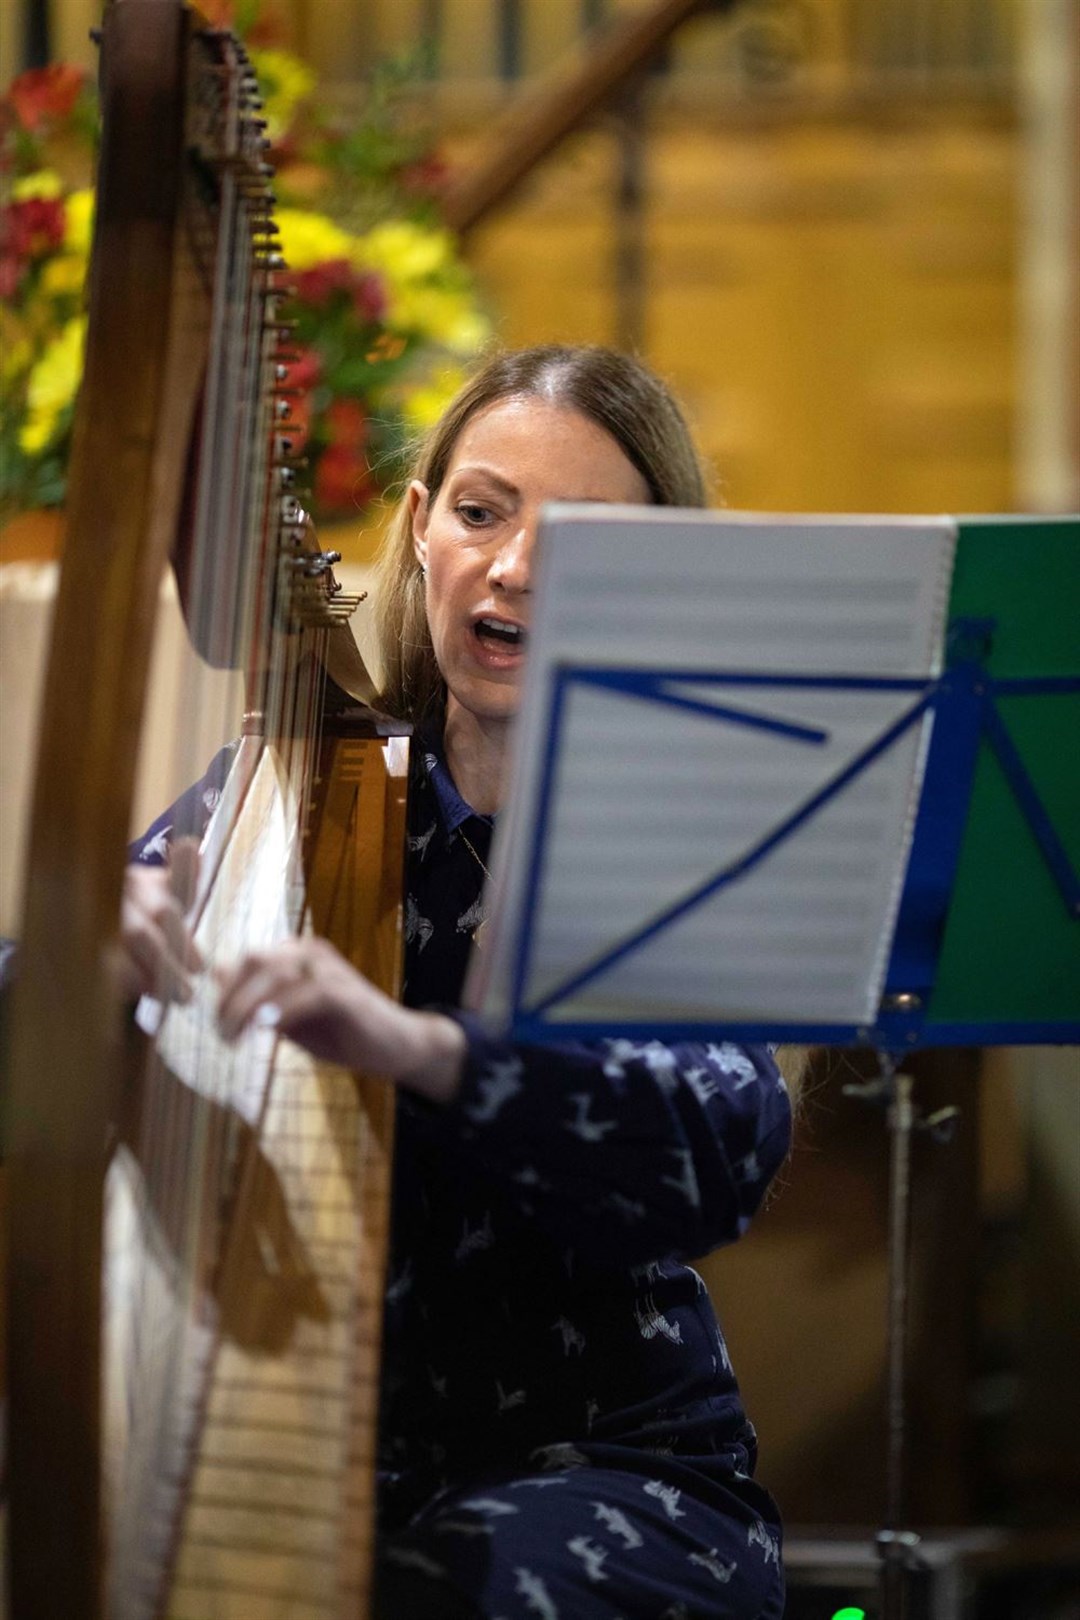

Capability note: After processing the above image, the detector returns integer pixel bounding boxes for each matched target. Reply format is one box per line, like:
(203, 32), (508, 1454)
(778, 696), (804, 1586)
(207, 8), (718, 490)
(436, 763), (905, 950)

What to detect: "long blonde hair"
(373, 344), (708, 723)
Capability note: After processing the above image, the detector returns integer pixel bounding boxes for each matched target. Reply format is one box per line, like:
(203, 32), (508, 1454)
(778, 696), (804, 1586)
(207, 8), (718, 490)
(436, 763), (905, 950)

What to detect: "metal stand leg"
(878, 1066), (920, 1620)
(846, 1058), (959, 1620)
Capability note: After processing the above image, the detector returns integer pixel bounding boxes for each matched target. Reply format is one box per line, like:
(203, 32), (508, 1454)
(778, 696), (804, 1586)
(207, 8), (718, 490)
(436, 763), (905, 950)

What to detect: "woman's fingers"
(215, 952), (304, 1041)
(168, 837), (202, 923)
(216, 941), (388, 1069)
(120, 858), (202, 1001)
(214, 940), (465, 1103)
(156, 893), (204, 976)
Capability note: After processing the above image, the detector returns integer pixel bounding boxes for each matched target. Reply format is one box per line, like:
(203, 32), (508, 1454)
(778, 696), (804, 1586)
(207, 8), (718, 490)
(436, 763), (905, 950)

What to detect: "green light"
(830, 1610), (867, 1620)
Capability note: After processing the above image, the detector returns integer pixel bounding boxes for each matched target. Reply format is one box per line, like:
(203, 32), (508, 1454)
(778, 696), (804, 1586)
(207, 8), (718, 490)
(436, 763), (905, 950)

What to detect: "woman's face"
(410, 397), (651, 730)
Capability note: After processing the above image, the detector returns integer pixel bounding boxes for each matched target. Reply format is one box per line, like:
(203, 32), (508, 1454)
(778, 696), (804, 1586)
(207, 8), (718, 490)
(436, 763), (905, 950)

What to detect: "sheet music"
(467, 509), (957, 1036)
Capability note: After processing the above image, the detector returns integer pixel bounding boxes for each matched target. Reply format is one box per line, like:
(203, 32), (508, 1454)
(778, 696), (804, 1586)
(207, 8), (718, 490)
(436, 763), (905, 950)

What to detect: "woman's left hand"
(215, 937), (465, 1105)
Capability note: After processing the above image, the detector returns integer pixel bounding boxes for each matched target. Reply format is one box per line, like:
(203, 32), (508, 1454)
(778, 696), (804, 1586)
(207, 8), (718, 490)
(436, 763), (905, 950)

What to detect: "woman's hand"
(215, 937), (466, 1106)
(118, 839), (202, 1004)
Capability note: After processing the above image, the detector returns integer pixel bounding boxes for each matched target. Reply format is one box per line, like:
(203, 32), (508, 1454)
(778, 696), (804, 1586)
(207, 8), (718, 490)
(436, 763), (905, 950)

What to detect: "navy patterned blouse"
(132, 730), (793, 1548)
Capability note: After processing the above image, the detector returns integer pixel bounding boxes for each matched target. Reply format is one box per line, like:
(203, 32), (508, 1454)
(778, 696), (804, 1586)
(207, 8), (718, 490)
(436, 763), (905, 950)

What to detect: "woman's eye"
(457, 503), (493, 527)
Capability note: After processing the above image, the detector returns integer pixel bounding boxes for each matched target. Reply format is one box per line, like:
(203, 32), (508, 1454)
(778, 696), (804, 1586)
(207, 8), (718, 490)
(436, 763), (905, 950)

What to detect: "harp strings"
(103, 31), (334, 1612)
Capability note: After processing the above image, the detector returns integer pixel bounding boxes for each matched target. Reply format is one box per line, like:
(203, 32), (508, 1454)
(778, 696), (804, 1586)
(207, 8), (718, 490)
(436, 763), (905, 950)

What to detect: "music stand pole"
(878, 1062), (921, 1620)
(848, 1054), (958, 1620)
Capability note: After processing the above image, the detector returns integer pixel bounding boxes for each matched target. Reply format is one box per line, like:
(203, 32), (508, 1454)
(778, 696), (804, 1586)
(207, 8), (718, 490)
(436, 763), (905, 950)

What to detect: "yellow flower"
(353, 221), (454, 287)
(63, 189), (94, 256)
(39, 253), (86, 300)
(400, 362), (471, 431)
(388, 283), (490, 353)
(18, 314), (86, 454)
(250, 48), (316, 144)
(12, 169), (64, 202)
(275, 206), (354, 270)
(352, 220), (487, 352)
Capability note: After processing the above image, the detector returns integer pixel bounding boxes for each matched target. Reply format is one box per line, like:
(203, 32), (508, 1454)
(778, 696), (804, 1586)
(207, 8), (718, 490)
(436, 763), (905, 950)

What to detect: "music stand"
(469, 509), (1080, 1620)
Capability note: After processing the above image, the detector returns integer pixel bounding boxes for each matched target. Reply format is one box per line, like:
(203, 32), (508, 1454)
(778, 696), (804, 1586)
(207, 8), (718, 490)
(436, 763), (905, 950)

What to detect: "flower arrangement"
(1, 46), (490, 527)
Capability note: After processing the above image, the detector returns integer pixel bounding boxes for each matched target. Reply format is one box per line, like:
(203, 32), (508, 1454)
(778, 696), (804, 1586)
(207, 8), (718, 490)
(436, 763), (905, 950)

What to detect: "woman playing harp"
(128, 345), (796, 1619)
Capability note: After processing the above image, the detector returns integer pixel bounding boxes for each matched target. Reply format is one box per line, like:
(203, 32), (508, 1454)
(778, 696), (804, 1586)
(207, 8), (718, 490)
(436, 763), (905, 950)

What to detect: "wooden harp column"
(3, 5), (405, 1616)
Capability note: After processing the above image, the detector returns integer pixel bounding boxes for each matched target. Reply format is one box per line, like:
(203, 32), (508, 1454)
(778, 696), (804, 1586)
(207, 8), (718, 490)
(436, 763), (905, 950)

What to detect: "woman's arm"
(429, 1014), (794, 1264)
(215, 935), (793, 1267)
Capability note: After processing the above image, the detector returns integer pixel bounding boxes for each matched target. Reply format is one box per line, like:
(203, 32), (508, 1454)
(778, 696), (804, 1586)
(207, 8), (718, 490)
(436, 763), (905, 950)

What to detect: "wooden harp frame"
(3, 5), (406, 1615)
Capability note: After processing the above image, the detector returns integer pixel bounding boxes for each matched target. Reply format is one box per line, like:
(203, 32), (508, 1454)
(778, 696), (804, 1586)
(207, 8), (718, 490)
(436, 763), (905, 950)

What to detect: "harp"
(3, 5), (406, 1615)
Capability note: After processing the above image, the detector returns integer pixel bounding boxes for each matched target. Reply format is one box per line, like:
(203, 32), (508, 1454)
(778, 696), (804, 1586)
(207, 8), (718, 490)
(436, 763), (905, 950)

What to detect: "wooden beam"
(442, 0), (735, 234)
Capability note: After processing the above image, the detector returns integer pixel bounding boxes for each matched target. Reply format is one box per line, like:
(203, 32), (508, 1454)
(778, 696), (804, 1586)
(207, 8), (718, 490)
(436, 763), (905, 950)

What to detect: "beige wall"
(458, 112), (1019, 523)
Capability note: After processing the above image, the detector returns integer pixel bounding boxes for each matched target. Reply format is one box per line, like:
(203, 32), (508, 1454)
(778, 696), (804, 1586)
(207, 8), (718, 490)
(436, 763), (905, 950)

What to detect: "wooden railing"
(410, 0), (1016, 93)
(441, 0), (723, 234)
(430, 0), (1017, 347)
(16, 0), (1020, 101)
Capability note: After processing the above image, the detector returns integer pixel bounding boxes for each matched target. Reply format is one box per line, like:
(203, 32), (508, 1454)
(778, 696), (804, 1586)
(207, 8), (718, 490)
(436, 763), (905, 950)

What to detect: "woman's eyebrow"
(446, 464), (520, 498)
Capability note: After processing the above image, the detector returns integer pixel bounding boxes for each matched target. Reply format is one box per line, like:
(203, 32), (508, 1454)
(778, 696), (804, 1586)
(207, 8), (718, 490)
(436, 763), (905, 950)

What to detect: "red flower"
(0, 254), (21, 299)
(314, 398), (375, 512)
(197, 1), (240, 30)
(283, 344), (322, 392)
(351, 270), (386, 324)
(0, 195), (66, 272)
(247, 14), (290, 47)
(325, 397), (368, 443)
(292, 261), (387, 326)
(7, 65), (85, 132)
(293, 258), (355, 308)
(314, 442), (376, 513)
(396, 153), (452, 200)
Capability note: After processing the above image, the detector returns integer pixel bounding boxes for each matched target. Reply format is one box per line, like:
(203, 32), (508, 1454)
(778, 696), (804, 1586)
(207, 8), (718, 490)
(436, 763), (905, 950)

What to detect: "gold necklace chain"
(457, 827), (491, 948)
(457, 827), (492, 883)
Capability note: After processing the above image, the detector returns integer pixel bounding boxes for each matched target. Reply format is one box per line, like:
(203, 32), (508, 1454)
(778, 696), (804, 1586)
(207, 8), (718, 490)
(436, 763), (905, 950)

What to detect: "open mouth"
(474, 616), (527, 652)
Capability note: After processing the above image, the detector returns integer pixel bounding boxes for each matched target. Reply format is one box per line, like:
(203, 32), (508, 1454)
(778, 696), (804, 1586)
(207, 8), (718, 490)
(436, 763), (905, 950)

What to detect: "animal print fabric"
(133, 734), (792, 1617)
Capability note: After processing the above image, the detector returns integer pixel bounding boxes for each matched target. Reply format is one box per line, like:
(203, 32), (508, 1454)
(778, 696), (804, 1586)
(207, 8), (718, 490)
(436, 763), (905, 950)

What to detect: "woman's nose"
(488, 521), (534, 593)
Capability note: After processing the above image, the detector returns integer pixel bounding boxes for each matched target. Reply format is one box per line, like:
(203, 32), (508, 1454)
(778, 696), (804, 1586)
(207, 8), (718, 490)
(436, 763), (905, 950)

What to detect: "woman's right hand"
(118, 838), (203, 1004)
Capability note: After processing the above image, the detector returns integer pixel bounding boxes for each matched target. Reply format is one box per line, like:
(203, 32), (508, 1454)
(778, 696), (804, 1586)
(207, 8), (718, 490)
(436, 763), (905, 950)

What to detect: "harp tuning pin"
(291, 550), (341, 579)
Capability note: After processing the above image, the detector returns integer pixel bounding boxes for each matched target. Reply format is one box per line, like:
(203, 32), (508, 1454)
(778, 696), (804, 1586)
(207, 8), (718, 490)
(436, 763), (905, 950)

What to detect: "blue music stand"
(487, 511), (1079, 1620)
